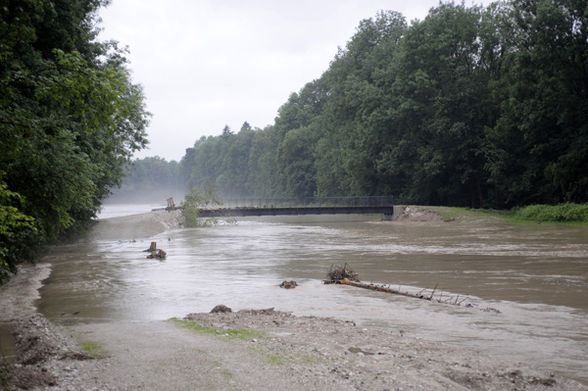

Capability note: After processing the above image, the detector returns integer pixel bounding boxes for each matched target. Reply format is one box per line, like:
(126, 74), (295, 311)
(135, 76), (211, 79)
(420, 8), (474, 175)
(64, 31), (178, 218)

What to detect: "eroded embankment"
(0, 263), (86, 390)
(0, 263), (51, 322)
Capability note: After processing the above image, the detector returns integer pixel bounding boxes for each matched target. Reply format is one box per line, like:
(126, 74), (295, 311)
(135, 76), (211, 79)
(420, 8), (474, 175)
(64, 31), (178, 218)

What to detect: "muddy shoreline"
(1, 264), (587, 390)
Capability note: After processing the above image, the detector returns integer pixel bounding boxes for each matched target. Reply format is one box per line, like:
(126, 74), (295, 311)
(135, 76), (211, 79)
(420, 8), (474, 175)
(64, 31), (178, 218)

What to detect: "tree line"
(0, 0), (149, 280)
(176, 0), (586, 208)
(106, 157), (184, 203)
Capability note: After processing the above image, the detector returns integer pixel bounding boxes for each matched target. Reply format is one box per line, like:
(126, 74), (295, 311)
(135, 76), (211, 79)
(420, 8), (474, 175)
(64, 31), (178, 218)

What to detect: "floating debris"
(280, 280), (298, 289)
(325, 263), (359, 283)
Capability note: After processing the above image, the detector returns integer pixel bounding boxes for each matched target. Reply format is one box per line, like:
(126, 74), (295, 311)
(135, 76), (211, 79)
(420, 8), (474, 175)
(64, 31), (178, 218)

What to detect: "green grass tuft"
(266, 354), (288, 365)
(0, 360), (13, 391)
(79, 340), (108, 359)
(171, 318), (263, 340)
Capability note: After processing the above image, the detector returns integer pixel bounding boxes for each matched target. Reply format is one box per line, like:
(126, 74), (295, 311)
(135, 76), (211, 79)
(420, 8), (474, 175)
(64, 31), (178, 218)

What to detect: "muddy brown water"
(36, 208), (588, 384)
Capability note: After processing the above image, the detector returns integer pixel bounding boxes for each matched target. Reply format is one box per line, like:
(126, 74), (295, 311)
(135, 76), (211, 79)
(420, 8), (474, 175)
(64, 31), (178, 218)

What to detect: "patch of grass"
(171, 318), (263, 340)
(512, 203), (588, 224)
(79, 341), (108, 359)
(0, 360), (13, 391)
(266, 354), (288, 365)
(246, 346), (289, 366)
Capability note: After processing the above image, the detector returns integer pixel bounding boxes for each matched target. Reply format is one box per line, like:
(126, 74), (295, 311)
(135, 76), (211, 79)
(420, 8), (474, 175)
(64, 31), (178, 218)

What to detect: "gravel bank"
(90, 209), (183, 241)
(2, 306), (586, 390)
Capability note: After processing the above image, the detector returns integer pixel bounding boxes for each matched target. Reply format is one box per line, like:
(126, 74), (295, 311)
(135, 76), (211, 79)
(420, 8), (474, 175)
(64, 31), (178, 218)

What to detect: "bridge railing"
(216, 196), (394, 209)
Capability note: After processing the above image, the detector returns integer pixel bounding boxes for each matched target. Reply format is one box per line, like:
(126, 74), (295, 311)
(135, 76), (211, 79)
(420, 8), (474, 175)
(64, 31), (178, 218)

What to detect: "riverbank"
(3, 302), (587, 390)
(89, 209), (183, 241)
(1, 264), (587, 390)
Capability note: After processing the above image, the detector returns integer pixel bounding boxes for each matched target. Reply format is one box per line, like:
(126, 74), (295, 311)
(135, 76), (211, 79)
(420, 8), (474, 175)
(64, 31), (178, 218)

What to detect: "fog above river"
(102, 188), (187, 207)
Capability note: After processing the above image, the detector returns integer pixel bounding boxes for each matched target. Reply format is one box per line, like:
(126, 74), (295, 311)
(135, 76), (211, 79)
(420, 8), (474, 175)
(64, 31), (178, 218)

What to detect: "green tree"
(0, 179), (37, 281)
(486, 0), (588, 206)
(246, 127), (281, 197)
(182, 185), (221, 227)
(277, 125), (318, 197)
(0, 0), (149, 277)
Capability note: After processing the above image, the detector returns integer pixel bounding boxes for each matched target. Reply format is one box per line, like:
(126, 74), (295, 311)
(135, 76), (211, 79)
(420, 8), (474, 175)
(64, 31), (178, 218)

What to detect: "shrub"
(182, 186), (222, 228)
(513, 203), (588, 223)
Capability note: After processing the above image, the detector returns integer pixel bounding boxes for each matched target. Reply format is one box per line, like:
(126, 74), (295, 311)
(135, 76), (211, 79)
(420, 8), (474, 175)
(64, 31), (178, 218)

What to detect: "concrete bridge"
(154, 196), (399, 219)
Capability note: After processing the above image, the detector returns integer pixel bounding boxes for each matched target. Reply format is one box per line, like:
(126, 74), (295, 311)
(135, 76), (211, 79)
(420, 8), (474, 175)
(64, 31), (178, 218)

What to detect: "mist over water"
(39, 205), (588, 384)
(102, 188), (186, 208)
(96, 203), (167, 219)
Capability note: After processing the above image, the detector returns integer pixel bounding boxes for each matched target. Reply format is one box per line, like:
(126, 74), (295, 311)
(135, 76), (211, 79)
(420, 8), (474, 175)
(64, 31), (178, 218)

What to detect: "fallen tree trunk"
(325, 265), (501, 313)
(337, 278), (419, 299)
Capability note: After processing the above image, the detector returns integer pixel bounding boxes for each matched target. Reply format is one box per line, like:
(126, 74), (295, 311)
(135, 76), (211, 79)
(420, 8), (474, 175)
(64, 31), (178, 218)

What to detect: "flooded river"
(38, 206), (588, 384)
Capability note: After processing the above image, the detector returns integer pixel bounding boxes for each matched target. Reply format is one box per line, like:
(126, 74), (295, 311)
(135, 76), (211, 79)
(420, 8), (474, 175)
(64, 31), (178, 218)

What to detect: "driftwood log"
(336, 278), (438, 301)
(325, 264), (501, 313)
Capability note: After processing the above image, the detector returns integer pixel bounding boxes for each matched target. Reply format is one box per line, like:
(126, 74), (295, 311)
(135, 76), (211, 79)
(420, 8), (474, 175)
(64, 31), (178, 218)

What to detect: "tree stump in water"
(143, 242), (166, 260)
(146, 249), (166, 260)
(143, 242), (157, 252)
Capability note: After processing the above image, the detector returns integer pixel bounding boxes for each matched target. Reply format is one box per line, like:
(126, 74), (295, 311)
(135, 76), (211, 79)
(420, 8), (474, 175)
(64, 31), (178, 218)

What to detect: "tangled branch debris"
(324, 264), (500, 313)
(280, 280), (298, 289)
(325, 263), (359, 283)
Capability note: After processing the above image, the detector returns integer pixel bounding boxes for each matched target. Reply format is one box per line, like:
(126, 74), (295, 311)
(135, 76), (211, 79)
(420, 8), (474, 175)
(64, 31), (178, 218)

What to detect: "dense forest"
(175, 0), (587, 208)
(0, 0), (149, 279)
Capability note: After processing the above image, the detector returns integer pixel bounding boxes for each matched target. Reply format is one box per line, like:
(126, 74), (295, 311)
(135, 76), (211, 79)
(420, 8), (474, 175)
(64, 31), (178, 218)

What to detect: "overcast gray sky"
(99, 0), (489, 162)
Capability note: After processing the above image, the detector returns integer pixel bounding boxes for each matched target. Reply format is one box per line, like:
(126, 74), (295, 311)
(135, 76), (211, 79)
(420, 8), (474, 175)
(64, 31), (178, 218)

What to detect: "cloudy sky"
(99, 0), (489, 162)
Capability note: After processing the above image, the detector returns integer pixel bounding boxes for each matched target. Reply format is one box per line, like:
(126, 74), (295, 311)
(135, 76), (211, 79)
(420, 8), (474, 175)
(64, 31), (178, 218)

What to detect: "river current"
(38, 204), (588, 384)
